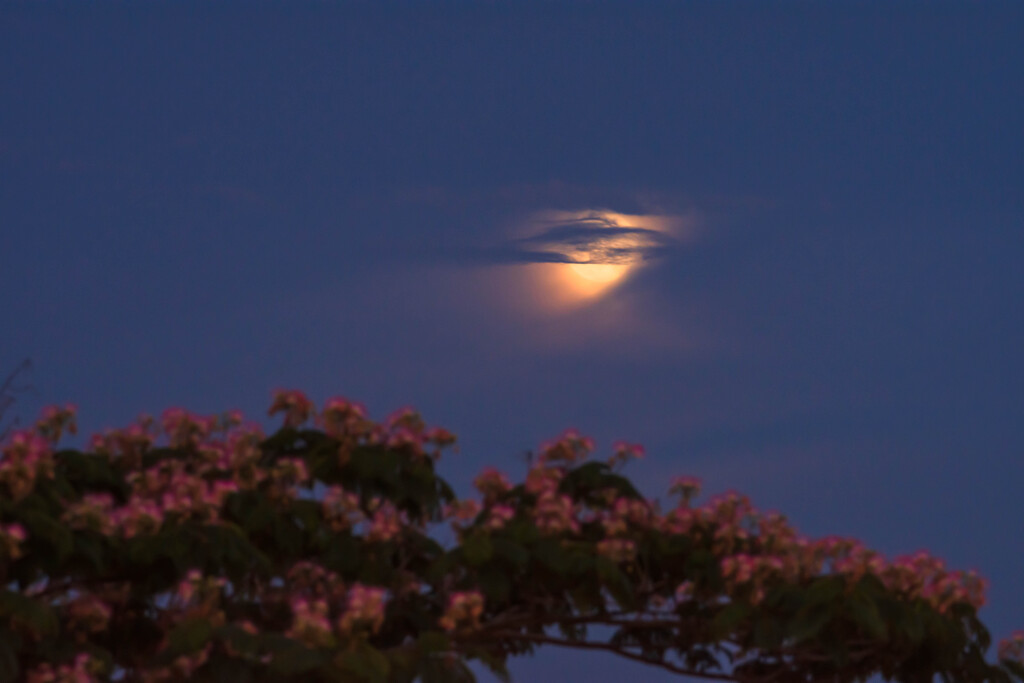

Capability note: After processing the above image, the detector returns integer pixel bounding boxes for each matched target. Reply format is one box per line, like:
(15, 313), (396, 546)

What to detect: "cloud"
(471, 209), (688, 267)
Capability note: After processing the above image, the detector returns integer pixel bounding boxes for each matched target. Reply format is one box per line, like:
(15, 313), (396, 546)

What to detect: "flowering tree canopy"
(0, 391), (1022, 682)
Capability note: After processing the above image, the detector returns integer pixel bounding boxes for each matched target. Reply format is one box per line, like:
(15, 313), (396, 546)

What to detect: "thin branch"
(0, 358), (32, 440)
(456, 629), (739, 681)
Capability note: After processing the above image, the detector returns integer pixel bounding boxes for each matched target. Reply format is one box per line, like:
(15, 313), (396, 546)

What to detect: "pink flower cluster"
(601, 497), (653, 537)
(439, 591), (485, 632)
(482, 504), (515, 531)
(473, 467), (512, 503)
(89, 421), (156, 468)
(175, 569), (227, 608)
(277, 391), (457, 462)
(268, 389), (315, 429)
(367, 499), (405, 542)
(288, 597), (334, 647)
(161, 408), (217, 449)
(878, 551), (988, 615)
(0, 522), (27, 559)
(337, 584), (388, 635)
(35, 404), (77, 444)
(25, 653), (100, 683)
(533, 491), (580, 535)
(999, 631), (1024, 663)
(537, 429), (594, 466)
(286, 560), (345, 600)
(445, 499), (483, 537)
(597, 538), (637, 563)
(720, 554), (786, 605)
(0, 430), (55, 501)
(319, 397), (369, 439)
(668, 475), (702, 505)
(322, 485), (364, 531)
(65, 593), (113, 635)
(608, 441), (645, 468)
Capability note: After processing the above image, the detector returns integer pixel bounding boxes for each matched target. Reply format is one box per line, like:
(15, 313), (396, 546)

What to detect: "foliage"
(0, 390), (1021, 682)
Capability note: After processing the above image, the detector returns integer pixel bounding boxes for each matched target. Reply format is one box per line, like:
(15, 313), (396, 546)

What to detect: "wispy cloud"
(474, 210), (686, 267)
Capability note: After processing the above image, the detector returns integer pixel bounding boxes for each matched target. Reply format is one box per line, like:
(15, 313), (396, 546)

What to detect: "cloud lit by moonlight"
(508, 209), (686, 310)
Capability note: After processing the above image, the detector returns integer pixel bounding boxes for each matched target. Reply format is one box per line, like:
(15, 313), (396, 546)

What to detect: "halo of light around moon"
(516, 209), (681, 310)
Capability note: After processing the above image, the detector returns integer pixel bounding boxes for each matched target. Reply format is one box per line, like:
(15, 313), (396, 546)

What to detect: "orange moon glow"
(519, 209), (682, 310)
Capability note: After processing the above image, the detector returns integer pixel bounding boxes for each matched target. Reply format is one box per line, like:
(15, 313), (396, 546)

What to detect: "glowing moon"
(515, 209), (681, 310)
(567, 262), (630, 284)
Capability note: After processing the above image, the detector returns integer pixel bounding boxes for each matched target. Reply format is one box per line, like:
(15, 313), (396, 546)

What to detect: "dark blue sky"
(3, 3), (1023, 680)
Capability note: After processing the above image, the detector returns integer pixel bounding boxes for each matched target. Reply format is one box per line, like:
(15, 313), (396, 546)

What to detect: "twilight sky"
(2, 3), (1023, 680)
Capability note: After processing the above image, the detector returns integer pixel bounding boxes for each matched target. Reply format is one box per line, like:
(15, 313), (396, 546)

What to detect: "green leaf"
(753, 616), (784, 649)
(270, 644), (330, 676)
(1003, 660), (1024, 680)
(595, 557), (634, 610)
(712, 602), (750, 639)
(337, 641), (390, 683)
(419, 655), (476, 683)
(214, 624), (260, 657)
(0, 633), (19, 683)
(492, 538), (528, 570)
(478, 567), (512, 603)
(786, 607), (832, 644)
(74, 533), (108, 573)
(848, 592), (888, 640)
(20, 509), (74, 562)
(533, 539), (570, 573)
(461, 534), (493, 566)
(166, 617), (213, 657)
(0, 591), (58, 637)
(471, 647), (511, 683)
(417, 631), (451, 654)
(805, 576), (844, 605)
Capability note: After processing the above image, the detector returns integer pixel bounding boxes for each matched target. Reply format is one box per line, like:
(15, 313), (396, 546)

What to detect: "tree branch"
(456, 629), (740, 681)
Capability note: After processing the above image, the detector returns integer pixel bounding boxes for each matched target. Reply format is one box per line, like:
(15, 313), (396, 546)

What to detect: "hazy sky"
(2, 3), (1023, 680)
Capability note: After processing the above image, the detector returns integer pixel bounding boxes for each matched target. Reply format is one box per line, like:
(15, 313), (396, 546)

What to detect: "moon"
(566, 262), (631, 284)
(522, 209), (680, 309)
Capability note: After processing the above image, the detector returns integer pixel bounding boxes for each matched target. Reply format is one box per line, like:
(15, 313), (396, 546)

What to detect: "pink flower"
(423, 426), (456, 448)
(26, 652), (101, 683)
(0, 430), (54, 500)
(596, 538), (637, 563)
(338, 584), (387, 634)
(0, 522), (27, 559)
(674, 581), (695, 603)
(286, 561), (345, 599)
(287, 597), (334, 648)
(524, 465), (562, 496)
(538, 429), (594, 465)
(386, 427), (426, 456)
(998, 630), (1024, 663)
(668, 476), (702, 504)
(367, 501), (404, 542)
(66, 594), (113, 634)
(445, 499), (482, 536)
(62, 493), (117, 535)
(484, 504), (516, 531)
(161, 408), (216, 448)
(114, 497), (164, 538)
(439, 591), (485, 632)
(319, 397), (369, 438)
(323, 485), (363, 531)
(533, 492), (580, 535)
(473, 467), (512, 501)
(35, 403), (78, 443)
(608, 441), (645, 467)
(384, 407), (423, 433)
(268, 389), (315, 428)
